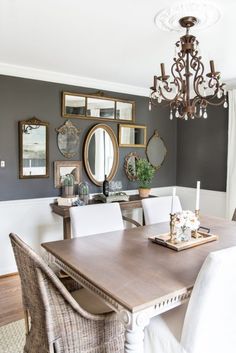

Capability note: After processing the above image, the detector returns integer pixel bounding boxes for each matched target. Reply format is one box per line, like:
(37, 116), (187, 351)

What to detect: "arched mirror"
(124, 152), (140, 181)
(146, 130), (167, 170)
(84, 124), (119, 186)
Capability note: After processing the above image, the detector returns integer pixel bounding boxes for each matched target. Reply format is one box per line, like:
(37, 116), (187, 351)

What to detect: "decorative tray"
(94, 193), (129, 203)
(149, 231), (218, 251)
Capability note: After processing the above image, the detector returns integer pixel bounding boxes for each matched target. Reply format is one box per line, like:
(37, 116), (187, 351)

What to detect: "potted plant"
(62, 174), (75, 198)
(136, 158), (155, 198)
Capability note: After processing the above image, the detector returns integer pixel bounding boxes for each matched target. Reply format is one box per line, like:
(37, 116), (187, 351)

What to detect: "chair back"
(142, 196), (182, 225)
(70, 202), (124, 237)
(181, 246), (236, 353)
(232, 208), (236, 221)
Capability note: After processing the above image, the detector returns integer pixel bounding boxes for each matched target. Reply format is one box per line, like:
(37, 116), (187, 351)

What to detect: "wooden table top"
(42, 215), (236, 312)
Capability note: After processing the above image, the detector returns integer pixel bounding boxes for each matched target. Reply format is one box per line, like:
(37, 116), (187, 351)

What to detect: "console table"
(51, 194), (156, 239)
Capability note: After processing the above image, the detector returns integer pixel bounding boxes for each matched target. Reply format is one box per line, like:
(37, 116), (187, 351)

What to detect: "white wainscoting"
(0, 186), (226, 276)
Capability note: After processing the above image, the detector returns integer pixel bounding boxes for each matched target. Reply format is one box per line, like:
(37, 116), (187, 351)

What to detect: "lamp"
(149, 16), (227, 120)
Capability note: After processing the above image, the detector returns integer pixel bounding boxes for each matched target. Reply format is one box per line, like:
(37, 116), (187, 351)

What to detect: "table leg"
(119, 310), (150, 353)
(63, 217), (71, 240)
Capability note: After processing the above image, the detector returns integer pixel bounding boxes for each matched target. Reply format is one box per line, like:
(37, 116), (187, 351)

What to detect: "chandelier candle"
(150, 16), (227, 120)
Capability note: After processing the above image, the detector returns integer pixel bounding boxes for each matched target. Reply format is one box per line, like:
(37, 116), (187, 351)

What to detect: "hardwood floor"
(0, 274), (24, 326)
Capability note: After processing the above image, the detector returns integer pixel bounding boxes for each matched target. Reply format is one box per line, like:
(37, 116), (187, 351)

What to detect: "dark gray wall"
(177, 103), (228, 191)
(0, 75), (177, 201)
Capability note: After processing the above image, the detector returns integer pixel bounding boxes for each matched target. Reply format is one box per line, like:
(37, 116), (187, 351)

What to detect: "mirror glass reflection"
(146, 131), (167, 169)
(65, 94), (86, 116)
(88, 128), (114, 182)
(87, 98), (115, 119)
(19, 117), (49, 179)
(116, 102), (133, 121)
(119, 125), (146, 147)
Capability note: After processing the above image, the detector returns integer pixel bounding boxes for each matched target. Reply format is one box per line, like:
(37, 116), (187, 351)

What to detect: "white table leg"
(119, 310), (150, 353)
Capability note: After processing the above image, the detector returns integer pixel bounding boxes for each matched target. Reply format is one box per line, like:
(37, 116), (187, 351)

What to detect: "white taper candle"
(196, 181), (201, 210)
(171, 187), (176, 214)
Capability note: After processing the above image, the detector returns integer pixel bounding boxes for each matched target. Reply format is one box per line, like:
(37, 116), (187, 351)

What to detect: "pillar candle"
(196, 181), (201, 210)
(171, 187), (176, 214)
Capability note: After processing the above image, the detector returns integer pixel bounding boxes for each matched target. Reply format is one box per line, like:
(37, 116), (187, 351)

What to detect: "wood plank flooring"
(0, 274), (24, 326)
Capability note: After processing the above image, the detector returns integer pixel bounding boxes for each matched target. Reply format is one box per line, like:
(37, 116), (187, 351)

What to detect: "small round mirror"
(124, 152), (140, 181)
(84, 124), (119, 186)
(56, 120), (81, 159)
(146, 130), (167, 170)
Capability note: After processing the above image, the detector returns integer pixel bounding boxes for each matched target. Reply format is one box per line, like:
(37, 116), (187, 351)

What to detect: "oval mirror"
(56, 120), (81, 159)
(146, 130), (167, 170)
(124, 152), (140, 181)
(84, 124), (119, 186)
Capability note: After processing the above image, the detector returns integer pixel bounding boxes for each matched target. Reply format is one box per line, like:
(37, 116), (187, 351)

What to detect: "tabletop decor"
(149, 181), (218, 250)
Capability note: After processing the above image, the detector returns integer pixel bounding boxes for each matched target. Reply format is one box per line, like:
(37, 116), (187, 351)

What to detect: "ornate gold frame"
(62, 91), (135, 123)
(18, 117), (49, 179)
(119, 124), (147, 148)
(83, 124), (119, 186)
(124, 152), (140, 181)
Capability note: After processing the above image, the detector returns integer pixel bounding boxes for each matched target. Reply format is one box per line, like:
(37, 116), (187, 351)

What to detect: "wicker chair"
(10, 233), (124, 353)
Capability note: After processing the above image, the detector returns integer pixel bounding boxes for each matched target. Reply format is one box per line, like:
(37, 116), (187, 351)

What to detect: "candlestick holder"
(192, 209), (201, 238)
(169, 213), (177, 243)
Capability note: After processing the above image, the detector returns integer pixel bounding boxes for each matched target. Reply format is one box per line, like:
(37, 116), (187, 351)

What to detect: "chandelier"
(149, 16), (227, 120)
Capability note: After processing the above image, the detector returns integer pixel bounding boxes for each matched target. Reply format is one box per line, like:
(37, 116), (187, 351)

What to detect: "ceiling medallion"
(154, 2), (221, 32)
(149, 12), (227, 120)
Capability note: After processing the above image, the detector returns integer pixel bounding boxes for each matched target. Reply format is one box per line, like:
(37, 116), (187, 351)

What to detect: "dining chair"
(232, 208), (236, 221)
(10, 233), (124, 353)
(70, 202), (140, 238)
(142, 196), (182, 225)
(144, 246), (236, 353)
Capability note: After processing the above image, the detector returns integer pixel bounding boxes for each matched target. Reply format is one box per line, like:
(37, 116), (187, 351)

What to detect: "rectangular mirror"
(19, 117), (49, 178)
(119, 124), (147, 147)
(63, 93), (86, 117)
(62, 92), (135, 122)
(116, 101), (133, 121)
(87, 97), (115, 119)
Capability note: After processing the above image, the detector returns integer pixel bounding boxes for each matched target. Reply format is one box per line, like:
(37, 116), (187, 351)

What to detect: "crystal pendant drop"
(217, 90), (222, 99)
(149, 101), (152, 111)
(158, 96), (162, 103)
(199, 108), (203, 117)
(203, 110), (208, 119)
(184, 115), (188, 121)
(170, 110), (173, 120)
(224, 101), (228, 108)
(175, 109), (180, 118)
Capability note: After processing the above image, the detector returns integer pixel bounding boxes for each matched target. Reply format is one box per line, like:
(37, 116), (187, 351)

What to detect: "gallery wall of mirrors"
(18, 91), (167, 188)
(62, 92), (135, 123)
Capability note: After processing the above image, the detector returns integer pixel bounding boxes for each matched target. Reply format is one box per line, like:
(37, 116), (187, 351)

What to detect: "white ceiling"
(0, 0), (235, 95)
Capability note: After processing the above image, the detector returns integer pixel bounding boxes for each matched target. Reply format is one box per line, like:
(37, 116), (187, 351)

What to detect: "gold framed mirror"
(62, 92), (135, 123)
(124, 152), (140, 181)
(19, 117), (49, 179)
(119, 124), (147, 147)
(84, 124), (119, 186)
(146, 130), (167, 170)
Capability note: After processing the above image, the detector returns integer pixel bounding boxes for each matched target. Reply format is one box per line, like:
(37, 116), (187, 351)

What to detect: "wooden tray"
(149, 231), (218, 251)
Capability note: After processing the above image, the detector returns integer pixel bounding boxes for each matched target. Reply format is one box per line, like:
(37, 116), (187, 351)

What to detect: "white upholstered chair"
(142, 196), (182, 225)
(70, 202), (139, 238)
(144, 246), (236, 353)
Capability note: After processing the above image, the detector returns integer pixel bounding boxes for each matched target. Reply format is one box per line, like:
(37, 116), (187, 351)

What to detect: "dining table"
(42, 215), (236, 353)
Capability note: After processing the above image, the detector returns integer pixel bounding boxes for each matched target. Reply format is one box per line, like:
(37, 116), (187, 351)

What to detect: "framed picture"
(54, 160), (81, 188)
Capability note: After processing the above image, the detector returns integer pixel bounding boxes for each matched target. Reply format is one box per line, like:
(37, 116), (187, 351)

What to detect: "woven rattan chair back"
(9, 233), (124, 353)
